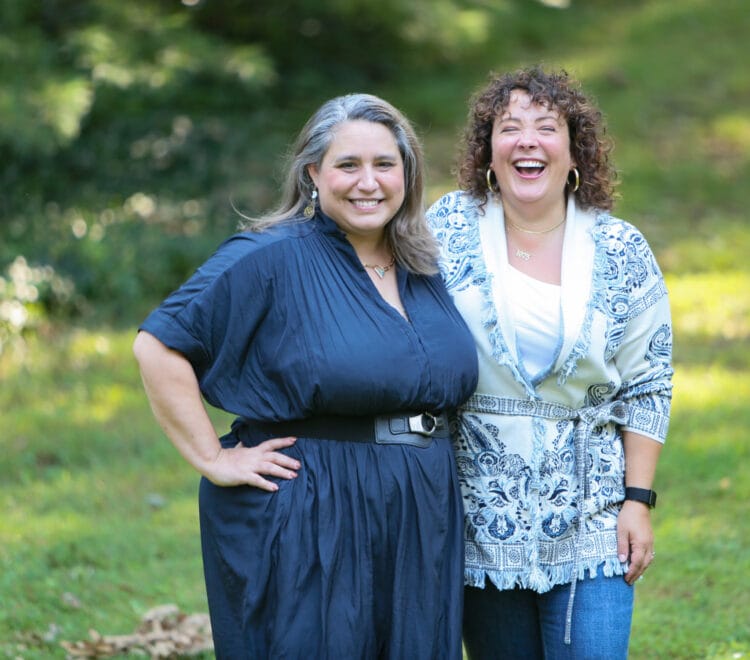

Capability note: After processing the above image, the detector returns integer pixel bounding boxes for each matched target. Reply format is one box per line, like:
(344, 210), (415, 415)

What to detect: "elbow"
(132, 330), (146, 365)
(133, 330), (159, 367)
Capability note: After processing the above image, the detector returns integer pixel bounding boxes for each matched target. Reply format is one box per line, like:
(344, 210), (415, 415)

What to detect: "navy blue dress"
(140, 211), (479, 659)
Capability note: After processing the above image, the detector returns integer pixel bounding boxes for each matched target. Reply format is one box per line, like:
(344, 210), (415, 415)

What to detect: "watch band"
(625, 487), (657, 508)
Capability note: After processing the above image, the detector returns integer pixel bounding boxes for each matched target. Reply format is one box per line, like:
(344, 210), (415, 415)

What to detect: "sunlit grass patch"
(672, 362), (750, 410)
(658, 217), (750, 276)
(667, 271), (750, 342)
(631, 361), (750, 659)
(665, 269), (750, 369)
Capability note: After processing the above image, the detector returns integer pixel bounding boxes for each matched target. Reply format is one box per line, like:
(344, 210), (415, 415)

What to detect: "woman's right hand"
(207, 436), (300, 491)
(134, 332), (300, 493)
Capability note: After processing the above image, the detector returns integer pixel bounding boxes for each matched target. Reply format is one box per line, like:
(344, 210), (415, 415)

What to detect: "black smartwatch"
(624, 487), (657, 509)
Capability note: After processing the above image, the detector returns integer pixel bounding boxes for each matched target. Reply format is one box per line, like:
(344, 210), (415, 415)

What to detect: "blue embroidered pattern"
(427, 192), (673, 592)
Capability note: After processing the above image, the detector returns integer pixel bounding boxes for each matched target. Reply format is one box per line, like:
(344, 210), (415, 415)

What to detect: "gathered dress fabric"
(427, 193), (673, 647)
(139, 211), (479, 659)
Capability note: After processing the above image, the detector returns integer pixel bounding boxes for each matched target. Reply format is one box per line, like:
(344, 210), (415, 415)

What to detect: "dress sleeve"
(610, 226), (673, 443)
(139, 234), (271, 387)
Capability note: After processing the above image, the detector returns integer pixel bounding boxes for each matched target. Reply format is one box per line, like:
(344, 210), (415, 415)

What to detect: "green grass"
(0, 329), (231, 658)
(3, 274), (749, 659)
(631, 364), (750, 659)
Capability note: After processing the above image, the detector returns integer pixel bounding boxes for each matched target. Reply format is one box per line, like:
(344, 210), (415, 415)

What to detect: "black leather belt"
(246, 411), (449, 449)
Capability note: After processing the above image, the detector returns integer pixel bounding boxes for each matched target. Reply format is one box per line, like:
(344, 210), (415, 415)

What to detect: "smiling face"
(490, 89), (575, 215)
(307, 119), (405, 242)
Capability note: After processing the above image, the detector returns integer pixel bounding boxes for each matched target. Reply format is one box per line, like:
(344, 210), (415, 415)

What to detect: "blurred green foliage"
(1, 0), (749, 341)
(0, 0), (494, 339)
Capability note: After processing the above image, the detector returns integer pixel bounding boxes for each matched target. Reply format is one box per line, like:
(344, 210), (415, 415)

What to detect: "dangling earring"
(486, 168), (499, 194)
(568, 167), (580, 193)
(303, 188), (318, 219)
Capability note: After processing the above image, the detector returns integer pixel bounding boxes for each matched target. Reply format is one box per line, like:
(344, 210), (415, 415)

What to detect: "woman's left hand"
(616, 500), (655, 585)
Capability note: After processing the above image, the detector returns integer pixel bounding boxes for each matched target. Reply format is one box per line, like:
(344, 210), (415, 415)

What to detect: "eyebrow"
(331, 152), (399, 163)
(499, 114), (562, 123)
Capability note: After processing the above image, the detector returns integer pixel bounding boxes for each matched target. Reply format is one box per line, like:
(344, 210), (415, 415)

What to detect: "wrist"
(624, 486), (657, 509)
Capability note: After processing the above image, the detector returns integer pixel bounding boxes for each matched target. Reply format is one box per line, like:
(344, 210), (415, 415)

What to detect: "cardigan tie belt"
(461, 394), (630, 645)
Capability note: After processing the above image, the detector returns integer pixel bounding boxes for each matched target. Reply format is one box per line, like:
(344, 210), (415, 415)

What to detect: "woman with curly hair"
(427, 66), (673, 658)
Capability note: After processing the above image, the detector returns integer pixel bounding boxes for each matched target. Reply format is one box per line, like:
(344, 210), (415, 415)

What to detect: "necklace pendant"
(515, 248), (531, 261)
(363, 255), (395, 278)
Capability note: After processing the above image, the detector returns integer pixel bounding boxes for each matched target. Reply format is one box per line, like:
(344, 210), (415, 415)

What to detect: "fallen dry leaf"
(60, 604), (212, 659)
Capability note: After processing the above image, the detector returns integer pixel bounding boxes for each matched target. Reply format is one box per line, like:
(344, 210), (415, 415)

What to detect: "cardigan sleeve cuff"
(623, 403), (670, 443)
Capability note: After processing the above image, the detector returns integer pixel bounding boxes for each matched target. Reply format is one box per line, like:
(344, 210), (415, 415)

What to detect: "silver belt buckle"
(407, 412), (439, 436)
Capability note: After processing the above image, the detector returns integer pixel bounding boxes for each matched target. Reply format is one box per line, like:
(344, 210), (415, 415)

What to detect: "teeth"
(515, 160), (545, 168)
(353, 200), (379, 208)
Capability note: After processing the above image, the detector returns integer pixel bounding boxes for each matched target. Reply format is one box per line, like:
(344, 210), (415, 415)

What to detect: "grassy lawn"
(0, 329), (219, 658)
(2, 251), (748, 660)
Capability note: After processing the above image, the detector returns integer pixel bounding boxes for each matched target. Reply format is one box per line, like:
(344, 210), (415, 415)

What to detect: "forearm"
(133, 330), (220, 476)
(617, 430), (662, 583)
(622, 429), (663, 489)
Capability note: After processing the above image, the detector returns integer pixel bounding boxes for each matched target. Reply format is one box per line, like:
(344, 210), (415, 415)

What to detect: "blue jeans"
(463, 573), (634, 660)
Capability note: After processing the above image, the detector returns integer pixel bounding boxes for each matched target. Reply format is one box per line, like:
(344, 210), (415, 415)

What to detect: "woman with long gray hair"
(134, 93), (478, 658)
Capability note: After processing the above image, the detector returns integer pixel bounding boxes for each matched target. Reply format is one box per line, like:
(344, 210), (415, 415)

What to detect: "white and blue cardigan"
(427, 191), (673, 593)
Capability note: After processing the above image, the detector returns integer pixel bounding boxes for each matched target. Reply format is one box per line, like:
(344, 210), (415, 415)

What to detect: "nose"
(518, 128), (538, 148)
(357, 166), (378, 190)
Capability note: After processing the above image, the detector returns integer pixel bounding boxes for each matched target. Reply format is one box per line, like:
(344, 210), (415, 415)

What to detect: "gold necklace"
(506, 217), (566, 235)
(362, 255), (395, 279)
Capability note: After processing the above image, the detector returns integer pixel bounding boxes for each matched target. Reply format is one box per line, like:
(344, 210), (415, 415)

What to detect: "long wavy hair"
(457, 66), (617, 213)
(240, 93), (438, 275)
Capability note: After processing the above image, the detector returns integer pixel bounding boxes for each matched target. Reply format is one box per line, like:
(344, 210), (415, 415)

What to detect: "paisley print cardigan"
(427, 192), (673, 593)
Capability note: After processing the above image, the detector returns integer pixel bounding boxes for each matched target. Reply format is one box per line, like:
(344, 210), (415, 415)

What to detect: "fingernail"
(618, 554), (627, 563)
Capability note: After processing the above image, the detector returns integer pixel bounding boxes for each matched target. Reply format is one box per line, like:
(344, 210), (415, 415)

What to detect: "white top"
(506, 264), (561, 381)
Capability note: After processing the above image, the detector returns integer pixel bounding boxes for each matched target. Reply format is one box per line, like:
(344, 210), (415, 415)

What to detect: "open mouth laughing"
(514, 159), (546, 177)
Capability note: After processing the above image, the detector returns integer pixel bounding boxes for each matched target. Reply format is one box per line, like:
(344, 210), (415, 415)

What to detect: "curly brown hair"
(457, 66), (617, 212)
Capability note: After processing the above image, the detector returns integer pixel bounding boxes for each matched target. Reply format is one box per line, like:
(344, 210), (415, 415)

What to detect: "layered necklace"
(506, 216), (566, 261)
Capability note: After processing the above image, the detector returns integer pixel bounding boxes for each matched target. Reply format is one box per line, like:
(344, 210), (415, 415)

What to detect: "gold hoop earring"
(569, 167), (580, 193)
(303, 188), (318, 219)
(486, 168), (499, 194)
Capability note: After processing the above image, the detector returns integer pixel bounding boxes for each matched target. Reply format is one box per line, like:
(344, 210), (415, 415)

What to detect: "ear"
(307, 164), (319, 188)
